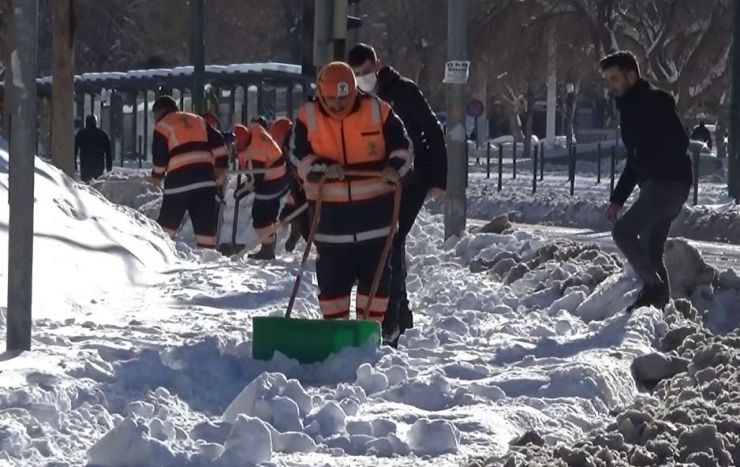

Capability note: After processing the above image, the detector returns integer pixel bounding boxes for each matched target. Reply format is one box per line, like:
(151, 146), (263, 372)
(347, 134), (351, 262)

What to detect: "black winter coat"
(611, 79), (692, 207)
(376, 66), (447, 190)
(75, 126), (112, 172)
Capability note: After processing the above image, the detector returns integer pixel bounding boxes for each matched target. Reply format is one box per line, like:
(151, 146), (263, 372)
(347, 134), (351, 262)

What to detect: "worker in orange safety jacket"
(150, 96), (229, 249)
(291, 61), (412, 344)
(233, 121), (289, 260)
(270, 117), (310, 252)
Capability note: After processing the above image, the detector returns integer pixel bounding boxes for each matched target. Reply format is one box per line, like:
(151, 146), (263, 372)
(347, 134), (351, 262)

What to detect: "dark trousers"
(80, 166), (104, 183)
(612, 180), (690, 289)
(386, 180), (428, 330)
(157, 188), (220, 249)
(316, 239), (390, 322)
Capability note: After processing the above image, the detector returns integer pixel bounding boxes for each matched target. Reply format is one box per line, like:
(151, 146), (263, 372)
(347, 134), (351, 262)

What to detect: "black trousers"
(80, 166), (104, 183)
(315, 239), (390, 322)
(386, 180), (428, 331)
(612, 180), (690, 289)
(157, 187), (220, 249)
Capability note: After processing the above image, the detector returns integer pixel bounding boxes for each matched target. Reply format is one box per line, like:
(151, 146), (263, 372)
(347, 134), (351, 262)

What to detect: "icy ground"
(1, 150), (740, 467)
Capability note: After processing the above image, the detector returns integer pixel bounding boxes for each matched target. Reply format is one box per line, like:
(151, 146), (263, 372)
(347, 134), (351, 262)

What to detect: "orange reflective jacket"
(238, 123), (286, 182)
(296, 96), (395, 203)
(153, 112), (214, 174)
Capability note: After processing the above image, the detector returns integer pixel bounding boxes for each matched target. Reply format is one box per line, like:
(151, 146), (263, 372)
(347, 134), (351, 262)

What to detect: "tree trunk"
(507, 106), (524, 142)
(52, 0), (76, 177)
(2, 16), (11, 140)
(523, 84), (535, 159)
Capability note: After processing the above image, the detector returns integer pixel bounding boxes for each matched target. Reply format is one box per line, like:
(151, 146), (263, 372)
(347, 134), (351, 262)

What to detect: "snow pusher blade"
(252, 317), (381, 363)
(252, 171), (402, 363)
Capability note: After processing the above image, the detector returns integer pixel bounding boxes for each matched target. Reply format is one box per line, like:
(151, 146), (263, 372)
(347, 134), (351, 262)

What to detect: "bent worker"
(292, 61), (412, 343)
(233, 121), (289, 260)
(270, 117), (310, 252)
(150, 96), (229, 249)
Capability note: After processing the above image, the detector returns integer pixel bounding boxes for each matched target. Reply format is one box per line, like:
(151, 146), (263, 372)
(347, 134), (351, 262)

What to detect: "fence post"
(693, 146), (700, 206)
(512, 141), (517, 179)
(532, 144), (538, 194)
(486, 143), (491, 179)
(570, 145), (576, 196)
(540, 143), (544, 180)
(597, 142), (602, 183)
(610, 145), (616, 197)
(498, 144), (503, 192)
(138, 136), (143, 168)
(465, 140), (469, 189)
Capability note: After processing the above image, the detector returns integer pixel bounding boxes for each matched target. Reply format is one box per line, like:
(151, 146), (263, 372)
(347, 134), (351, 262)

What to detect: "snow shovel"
(252, 171), (402, 364)
(218, 174), (247, 256)
(230, 202), (308, 261)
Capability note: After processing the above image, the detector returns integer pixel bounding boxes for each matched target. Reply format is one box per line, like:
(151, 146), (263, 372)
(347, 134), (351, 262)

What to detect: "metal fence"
(467, 141), (727, 206)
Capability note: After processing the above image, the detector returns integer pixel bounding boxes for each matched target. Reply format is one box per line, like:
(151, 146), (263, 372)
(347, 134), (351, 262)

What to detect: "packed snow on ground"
(2, 146), (740, 467)
(427, 172), (740, 245)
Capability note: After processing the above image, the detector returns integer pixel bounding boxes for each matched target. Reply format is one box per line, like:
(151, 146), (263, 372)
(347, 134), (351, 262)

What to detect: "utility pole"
(191, 0), (205, 114)
(546, 26), (557, 146)
(7, 0), (39, 351)
(728, 0), (740, 202)
(444, 0), (468, 240)
(51, 0), (75, 177)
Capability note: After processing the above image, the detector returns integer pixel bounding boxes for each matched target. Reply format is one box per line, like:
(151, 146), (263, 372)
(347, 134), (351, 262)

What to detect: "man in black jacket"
(601, 51), (693, 312)
(690, 121), (712, 150)
(75, 115), (112, 182)
(348, 43), (448, 342)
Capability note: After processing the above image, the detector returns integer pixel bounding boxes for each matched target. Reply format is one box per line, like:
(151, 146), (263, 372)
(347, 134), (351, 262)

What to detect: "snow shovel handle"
(361, 174), (401, 321)
(285, 170), (401, 320)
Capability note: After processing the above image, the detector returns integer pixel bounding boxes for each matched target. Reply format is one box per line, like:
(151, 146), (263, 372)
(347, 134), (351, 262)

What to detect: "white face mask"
(356, 72), (378, 93)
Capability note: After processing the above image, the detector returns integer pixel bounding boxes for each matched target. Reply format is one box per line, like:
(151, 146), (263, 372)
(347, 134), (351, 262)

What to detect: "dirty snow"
(1, 143), (740, 466)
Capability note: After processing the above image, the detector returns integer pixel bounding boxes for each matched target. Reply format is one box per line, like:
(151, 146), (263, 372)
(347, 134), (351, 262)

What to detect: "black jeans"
(612, 180), (690, 289)
(386, 180), (428, 332)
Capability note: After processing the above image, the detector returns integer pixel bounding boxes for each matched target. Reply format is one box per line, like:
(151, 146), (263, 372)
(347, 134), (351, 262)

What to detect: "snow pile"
(469, 243), (740, 467)
(0, 140), (180, 322)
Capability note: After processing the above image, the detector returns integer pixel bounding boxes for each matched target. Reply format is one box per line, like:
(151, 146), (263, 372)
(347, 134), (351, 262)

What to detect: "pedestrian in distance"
(75, 115), (112, 183)
(690, 121), (713, 151)
(347, 43), (448, 345)
(601, 51), (693, 312)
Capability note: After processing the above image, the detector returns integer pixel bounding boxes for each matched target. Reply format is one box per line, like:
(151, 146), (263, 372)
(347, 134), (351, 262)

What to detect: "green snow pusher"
(252, 171), (401, 364)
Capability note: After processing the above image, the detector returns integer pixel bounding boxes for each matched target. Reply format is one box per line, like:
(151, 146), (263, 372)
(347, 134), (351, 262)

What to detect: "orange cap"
(270, 118), (293, 148)
(317, 62), (357, 120)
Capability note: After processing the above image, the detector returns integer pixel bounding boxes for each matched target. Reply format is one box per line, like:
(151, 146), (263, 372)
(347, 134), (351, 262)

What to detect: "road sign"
(467, 99), (484, 118)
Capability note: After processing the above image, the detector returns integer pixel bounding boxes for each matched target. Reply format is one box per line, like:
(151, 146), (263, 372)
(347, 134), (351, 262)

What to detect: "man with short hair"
(601, 51), (693, 312)
(347, 43), (447, 342)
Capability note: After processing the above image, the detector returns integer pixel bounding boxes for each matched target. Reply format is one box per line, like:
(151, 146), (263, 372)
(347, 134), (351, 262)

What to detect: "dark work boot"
(285, 220), (302, 253)
(651, 282), (671, 310)
(398, 303), (414, 335)
(249, 243), (276, 261)
(626, 284), (662, 313)
(381, 311), (400, 348)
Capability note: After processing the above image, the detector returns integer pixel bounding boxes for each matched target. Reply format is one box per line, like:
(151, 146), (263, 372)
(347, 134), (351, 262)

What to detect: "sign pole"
(443, 0), (468, 240)
(7, 0), (39, 352)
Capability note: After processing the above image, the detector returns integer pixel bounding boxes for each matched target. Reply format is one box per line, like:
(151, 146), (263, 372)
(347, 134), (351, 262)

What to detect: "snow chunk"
(221, 415), (273, 464)
(276, 432), (318, 454)
(86, 417), (176, 467)
(407, 419), (460, 456)
(356, 363), (389, 395)
(306, 401), (346, 438)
